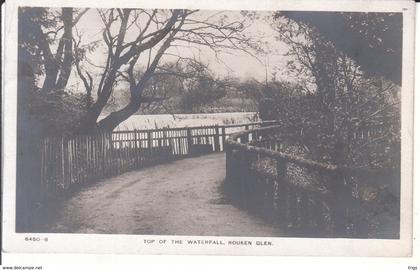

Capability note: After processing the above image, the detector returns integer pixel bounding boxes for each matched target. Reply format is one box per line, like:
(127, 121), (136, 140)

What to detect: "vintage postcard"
(2, 0), (415, 257)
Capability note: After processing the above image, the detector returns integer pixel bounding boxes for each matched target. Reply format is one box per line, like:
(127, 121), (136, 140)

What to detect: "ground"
(47, 153), (282, 237)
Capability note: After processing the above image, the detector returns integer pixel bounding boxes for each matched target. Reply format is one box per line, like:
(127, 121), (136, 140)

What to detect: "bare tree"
(74, 9), (258, 132)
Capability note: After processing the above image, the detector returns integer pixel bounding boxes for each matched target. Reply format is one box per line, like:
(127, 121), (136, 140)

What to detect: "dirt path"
(48, 153), (283, 236)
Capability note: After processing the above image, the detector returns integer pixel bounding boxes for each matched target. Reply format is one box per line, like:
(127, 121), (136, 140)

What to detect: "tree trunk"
(55, 8), (73, 90)
(37, 7), (74, 93)
(79, 10), (184, 133)
(79, 72), (118, 133)
(97, 100), (142, 131)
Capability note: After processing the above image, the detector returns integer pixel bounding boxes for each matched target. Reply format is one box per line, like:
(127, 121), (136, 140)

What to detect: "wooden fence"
(225, 125), (399, 238)
(40, 121), (275, 195)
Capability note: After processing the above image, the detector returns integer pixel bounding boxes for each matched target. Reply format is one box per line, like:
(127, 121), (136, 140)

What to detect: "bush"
(256, 79), (400, 169)
(28, 89), (88, 135)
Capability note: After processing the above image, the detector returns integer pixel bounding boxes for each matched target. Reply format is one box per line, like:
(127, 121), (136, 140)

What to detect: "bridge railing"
(40, 121), (276, 195)
(225, 125), (399, 238)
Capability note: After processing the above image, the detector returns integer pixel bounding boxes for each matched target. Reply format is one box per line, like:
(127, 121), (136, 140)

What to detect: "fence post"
(214, 125), (220, 152)
(186, 128), (192, 156)
(61, 136), (65, 190)
(225, 142), (231, 180)
(108, 133), (112, 174)
(240, 149), (257, 210)
(240, 133), (248, 144)
(328, 171), (355, 237)
(134, 129), (139, 167)
(221, 126), (226, 151)
(147, 130), (153, 157)
(162, 128), (167, 147)
(276, 158), (288, 227)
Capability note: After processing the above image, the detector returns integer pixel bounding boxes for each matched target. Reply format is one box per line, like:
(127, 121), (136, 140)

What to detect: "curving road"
(47, 152), (282, 237)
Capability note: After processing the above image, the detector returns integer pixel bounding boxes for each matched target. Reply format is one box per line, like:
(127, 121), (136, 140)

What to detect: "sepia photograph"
(2, 0), (415, 257)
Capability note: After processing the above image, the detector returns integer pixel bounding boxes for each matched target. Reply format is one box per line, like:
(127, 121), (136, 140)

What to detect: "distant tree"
(236, 78), (264, 104)
(112, 59), (206, 114)
(179, 74), (229, 113)
(137, 60), (231, 113)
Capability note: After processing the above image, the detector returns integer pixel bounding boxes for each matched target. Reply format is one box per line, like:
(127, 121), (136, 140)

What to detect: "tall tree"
(271, 13), (400, 167)
(74, 9), (258, 132)
(19, 7), (88, 93)
(16, 7), (87, 231)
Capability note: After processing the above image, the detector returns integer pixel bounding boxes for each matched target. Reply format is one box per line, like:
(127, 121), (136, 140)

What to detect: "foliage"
(28, 89), (89, 136)
(275, 11), (403, 85)
(264, 14), (401, 169)
(18, 7), (58, 77)
(179, 76), (228, 113)
(18, 7), (90, 136)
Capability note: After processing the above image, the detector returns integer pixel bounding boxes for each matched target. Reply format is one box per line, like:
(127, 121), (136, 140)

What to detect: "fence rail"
(40, 121), (275, 195)
(225, 125), (399, 238)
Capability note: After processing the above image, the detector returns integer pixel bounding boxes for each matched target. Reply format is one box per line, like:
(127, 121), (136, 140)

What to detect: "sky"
(67, 8), (292, 93)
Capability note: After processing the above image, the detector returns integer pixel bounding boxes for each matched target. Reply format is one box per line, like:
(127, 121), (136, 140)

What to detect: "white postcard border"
(2, 0), (415, 257)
